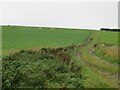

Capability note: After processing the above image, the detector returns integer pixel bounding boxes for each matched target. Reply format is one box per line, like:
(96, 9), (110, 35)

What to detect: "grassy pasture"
(98, 31), (119, 45)
(2, 26), (90, 56)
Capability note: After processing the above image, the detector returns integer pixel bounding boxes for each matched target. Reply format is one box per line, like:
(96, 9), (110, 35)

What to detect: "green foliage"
(2, 47), (83, 88)
(0, 27), (2, 58)
(93, 50), (119, 64)
(93, 43), (119, 65)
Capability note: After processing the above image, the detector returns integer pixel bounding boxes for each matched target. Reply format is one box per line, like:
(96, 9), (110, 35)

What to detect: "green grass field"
(2, 26), (90, 56)
(2, 26), (119, 88)
(99, 31), (119, 45)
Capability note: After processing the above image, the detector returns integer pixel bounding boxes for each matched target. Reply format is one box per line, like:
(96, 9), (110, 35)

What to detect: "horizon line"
(1, 24), (118, 30)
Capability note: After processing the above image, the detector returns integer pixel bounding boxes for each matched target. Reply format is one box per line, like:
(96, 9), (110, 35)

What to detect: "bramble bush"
(2, 47), (84, 88)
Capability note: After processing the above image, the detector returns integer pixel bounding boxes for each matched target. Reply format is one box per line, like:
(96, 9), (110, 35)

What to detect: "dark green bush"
(2, 47), (83, 88)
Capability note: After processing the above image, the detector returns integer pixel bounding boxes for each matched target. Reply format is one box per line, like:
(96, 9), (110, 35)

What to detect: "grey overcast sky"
(0, 2), (118, 30)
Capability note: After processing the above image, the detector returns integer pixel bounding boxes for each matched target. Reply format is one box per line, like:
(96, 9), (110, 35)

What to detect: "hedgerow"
(2, 47), (84, 88)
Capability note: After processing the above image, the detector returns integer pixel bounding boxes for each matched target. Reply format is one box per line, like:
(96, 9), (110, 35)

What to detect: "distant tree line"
(100, 28), (120, 32)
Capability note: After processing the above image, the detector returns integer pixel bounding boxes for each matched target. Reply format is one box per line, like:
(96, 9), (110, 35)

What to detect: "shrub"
(2, 47), (83, 88)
